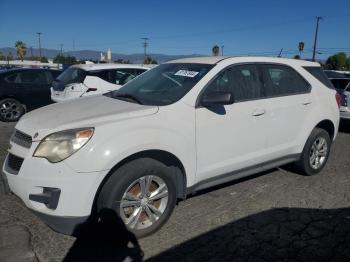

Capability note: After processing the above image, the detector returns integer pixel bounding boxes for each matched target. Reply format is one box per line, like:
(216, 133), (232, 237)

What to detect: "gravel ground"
(0, 121), (350, 262)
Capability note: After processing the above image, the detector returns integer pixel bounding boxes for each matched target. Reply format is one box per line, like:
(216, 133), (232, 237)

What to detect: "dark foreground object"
(64, 208), (143, 262)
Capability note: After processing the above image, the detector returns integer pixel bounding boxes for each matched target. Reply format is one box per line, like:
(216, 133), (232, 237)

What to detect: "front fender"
(65, 127), (196, 186)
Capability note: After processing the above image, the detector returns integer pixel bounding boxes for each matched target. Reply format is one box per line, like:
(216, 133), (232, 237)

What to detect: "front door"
(195, 64), (269, 182)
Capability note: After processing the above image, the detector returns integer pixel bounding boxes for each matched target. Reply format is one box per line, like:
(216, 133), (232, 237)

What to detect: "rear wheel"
(0, 98), (25, 122)
(97, 158), (177, 238)
(295, 128), (331, 176)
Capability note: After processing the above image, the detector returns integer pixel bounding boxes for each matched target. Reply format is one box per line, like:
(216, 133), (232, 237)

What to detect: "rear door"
(18, 70), (53, 108)
(2, 70), (33, 108)
(259, 63), (312, 159)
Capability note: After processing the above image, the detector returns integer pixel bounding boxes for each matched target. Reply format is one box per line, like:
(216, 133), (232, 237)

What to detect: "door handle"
(252, 109), (265, 117)
(302, 99), (312, 106)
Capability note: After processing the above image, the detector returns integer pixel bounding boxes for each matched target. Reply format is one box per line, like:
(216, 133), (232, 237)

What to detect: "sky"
(0, 0), (349, 59)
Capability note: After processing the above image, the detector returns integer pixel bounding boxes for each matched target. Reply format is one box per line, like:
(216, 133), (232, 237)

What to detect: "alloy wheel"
(118, 175), (169, 230)
(309, 137), (328, 170)
(0, 99), (24, 121)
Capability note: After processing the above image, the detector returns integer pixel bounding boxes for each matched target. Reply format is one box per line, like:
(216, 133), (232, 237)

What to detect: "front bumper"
(31, 209), (89, 235)
(2, 168), (88, 235)
(2, 140), (109, 234)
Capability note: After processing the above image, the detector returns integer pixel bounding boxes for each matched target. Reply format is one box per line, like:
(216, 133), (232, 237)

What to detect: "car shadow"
(63, 208), (143, 262)
(148, 207), (350, 262)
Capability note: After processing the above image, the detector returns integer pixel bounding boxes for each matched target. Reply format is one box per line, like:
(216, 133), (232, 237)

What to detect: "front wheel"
(97, 158), (177, 238)
(295, 128), (331, 176)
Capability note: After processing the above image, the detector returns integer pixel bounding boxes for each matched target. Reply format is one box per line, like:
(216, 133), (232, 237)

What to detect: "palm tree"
(15, 41), (27, 61)
(212, 45), (220, 56)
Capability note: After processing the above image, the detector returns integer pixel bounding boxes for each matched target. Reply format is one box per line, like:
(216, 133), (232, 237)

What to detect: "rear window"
(55, 67), (86, 85)
(304, 67), (334, 89)
(261, 64), (310, 97)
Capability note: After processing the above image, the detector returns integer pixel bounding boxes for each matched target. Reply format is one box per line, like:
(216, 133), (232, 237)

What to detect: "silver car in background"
(340, 82), (350, 120)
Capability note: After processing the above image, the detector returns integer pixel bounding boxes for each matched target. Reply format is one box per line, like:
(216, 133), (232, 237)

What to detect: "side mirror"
(201, 91), (234, 107)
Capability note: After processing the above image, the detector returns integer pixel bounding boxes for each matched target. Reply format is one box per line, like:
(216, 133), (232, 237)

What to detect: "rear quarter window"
(261, 64), (310, 97)
(304, 67), (334, 89)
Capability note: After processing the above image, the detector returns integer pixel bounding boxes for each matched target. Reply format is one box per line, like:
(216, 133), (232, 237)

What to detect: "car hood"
(16, 95), (158, 139)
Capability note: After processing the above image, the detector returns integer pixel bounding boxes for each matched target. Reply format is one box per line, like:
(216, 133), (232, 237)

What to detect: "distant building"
(100, 52), (106, 62)
(107, 48), (112, 63)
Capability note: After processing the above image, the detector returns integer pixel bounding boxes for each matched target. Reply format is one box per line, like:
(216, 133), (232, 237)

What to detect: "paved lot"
(1, 121), (350, 262)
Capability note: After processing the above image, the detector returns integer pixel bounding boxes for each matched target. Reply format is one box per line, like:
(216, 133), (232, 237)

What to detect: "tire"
(295, 128), (331, 176)
(97, 158), (177, 238)
(0, 98), (25, 122)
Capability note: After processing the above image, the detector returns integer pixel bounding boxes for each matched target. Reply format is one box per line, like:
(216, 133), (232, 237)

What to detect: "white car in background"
(51, 64), (152, 102)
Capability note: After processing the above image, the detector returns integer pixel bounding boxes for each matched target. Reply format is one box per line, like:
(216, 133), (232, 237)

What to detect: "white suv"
(50, 63), (152, 102)
(2, 57), (340, 237)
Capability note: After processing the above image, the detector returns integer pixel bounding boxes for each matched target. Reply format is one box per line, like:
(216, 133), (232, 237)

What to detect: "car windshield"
(55, 67), (86, 85)
(108, 63), (214, 106)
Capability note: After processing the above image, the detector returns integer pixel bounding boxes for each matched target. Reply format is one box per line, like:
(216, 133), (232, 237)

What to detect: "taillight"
(335, 93), (342, 108)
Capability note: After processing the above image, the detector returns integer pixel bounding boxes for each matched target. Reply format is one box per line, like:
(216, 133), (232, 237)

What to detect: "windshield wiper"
(113, 93), (143, 105)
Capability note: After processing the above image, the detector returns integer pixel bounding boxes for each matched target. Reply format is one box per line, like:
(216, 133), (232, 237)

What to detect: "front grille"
(11, 130), (32, 148)
(6, 153), (24, 173)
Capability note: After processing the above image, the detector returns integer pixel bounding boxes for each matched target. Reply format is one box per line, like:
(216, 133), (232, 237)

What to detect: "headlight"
(33, 128), (94, 163)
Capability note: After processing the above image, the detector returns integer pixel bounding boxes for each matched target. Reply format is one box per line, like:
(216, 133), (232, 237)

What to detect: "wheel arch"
(315, 119), (336, 140)
(92, 149), (187, 214)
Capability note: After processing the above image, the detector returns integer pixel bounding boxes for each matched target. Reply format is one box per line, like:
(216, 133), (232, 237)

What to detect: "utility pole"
(36, 32), (42, 61)
(30, 46), (33, 57)
(221, 45), (224, 56)
(141, 37), (149, 62)
(312, 16), (322, 61)
(60, 44), (63, 56)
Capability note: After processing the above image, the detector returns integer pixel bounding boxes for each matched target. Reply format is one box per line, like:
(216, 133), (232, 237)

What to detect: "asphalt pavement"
(1, 121), (350, 262)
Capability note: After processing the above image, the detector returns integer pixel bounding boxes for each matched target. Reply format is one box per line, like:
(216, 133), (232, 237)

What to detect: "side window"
(88, 70), (110, 83)
(262, 64), (310, 97)
(4, 73), (21, 83)
(114, 69), (138, 85)
(20, 71), (48, 84)
(203, 64), (262, 102)
(134, 69), (147, 76)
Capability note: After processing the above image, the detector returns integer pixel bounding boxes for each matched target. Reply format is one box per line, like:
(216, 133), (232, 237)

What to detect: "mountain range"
(0, 47), (202, 64)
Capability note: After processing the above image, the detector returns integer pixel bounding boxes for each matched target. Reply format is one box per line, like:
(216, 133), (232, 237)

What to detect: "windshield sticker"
(175, 70), (199, 78)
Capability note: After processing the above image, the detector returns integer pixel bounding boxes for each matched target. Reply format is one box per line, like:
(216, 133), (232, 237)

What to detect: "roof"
(72, 63), (153, 71)
(167, 56), (321, 67)
(167, 56), (229, 64)
(0, 68), (60, 74)
(324, 70), (350, 79)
